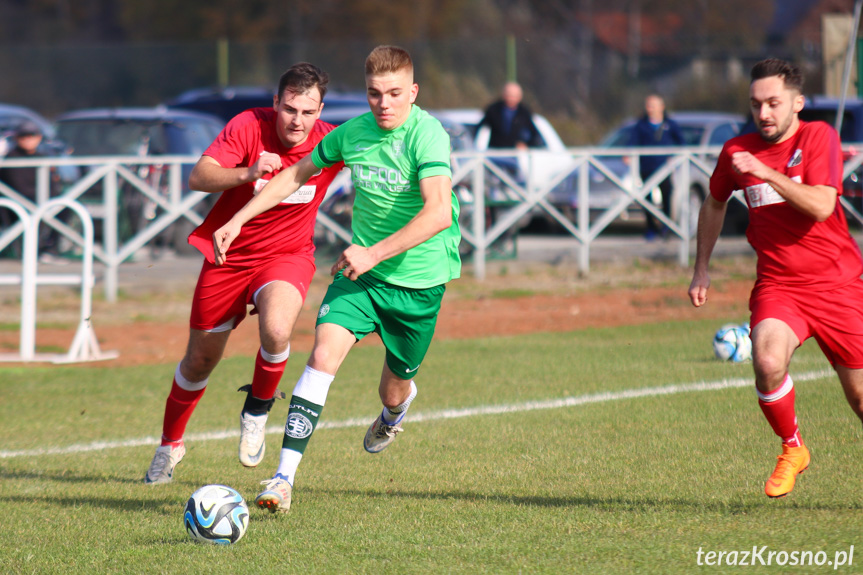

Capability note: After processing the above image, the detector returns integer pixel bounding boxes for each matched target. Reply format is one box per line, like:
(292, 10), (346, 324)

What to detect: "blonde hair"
(365, 45), (413, 77)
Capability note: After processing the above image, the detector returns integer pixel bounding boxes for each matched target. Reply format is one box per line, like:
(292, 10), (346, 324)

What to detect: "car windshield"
(57, 119), (167, 156)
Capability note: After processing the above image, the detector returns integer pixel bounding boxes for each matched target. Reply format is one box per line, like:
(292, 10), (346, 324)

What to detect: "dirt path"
(0, 256), (755, 367)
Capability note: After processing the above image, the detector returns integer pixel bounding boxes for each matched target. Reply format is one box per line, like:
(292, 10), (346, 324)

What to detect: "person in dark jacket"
(628, 94), (685, 239)
(480, 82), (540, 150)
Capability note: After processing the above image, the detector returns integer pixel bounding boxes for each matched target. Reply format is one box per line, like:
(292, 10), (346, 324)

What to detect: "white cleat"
(363, 415), (404, 454)
(255, 476), (292, 513)
(239, 411), (268, 467)
(144, 443), (186, 484)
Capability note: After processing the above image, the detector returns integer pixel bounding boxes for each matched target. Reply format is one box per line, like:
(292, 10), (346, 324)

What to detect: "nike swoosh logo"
(405, 365), (420, 373)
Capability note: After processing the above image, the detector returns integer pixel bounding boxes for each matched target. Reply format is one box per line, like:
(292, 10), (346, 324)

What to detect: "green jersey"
(311, 105), (461, 289)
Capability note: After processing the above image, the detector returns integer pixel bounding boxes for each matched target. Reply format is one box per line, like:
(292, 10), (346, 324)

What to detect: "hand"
(331, 245), (377, 281)
(212, 219), (242, 266)
(247, 151), (282, 181)
(731, 151), (768, 179)
(688, 271), (711, 308)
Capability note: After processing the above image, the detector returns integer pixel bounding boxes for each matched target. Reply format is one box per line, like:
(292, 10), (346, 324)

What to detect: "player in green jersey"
(213, 45), (461, 513)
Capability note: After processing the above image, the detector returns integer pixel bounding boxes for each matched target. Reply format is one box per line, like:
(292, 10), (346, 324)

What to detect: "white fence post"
(0, 198), (118, 363)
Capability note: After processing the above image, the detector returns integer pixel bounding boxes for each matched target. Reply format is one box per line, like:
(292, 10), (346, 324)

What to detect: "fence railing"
(2, 148), (863, 295)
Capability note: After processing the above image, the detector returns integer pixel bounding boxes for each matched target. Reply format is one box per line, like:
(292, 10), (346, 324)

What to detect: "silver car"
(550, 111), (746, 234)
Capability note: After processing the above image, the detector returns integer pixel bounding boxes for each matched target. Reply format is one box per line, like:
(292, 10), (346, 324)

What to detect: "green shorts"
(316, 271), (445, 378)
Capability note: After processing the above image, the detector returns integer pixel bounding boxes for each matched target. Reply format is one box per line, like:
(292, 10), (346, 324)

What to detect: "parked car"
(0, 102), (79, 185)
(54, 106), (225, 255)
(166, 86), (369, 123)
(553, 111), (747, 234)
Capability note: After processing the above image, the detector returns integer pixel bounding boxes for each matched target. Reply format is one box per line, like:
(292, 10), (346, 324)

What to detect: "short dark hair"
(750, 58), (804, 93)
(277, 62), (329, 102)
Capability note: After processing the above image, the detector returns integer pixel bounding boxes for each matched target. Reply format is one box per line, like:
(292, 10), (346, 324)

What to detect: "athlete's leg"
(257, 323), (356, 512)
(752, 318), (809, 497)
(378, 362), (415, 412)
(363, 364), (417, 453)
(146, 328), (231, 484)
(238, 281), (305, 467)
(834, 365), (863, 424)
(164, 328), (232, 444)
(246, 281), (304, 410)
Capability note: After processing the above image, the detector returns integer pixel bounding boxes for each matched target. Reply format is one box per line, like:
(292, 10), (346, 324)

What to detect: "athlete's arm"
(688, 194), (728, 308)
(333, 175), (453, 280)
(211, 155), (319, 265)
(731, 151), (837, 221)
(188, 153), (283, 193)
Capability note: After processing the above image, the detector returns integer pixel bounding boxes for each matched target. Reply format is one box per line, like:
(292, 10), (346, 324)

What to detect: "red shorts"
(750, 279), (863, 369)
(189, 253), (316, 331)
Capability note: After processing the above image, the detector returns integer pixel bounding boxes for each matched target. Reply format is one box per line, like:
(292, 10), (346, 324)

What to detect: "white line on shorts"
(0, 368), (834, 459)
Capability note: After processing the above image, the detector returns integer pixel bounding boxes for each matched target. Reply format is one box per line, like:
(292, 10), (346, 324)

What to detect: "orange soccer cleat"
(764, 443), (810, 498)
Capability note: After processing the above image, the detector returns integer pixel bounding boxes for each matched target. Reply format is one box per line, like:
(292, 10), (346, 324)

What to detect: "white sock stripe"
(261, 344), (290, 363)
(292, 365), (335, 406)
(174, 363), (208, 392)
(389, 380), (418, 414)
(757, 374), (793, 403)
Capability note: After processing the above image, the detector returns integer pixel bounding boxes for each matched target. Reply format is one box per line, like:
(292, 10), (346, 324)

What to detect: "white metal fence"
(2, 148), (863, 294)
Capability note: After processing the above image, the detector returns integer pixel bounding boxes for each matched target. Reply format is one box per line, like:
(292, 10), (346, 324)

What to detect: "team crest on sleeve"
(391, 140), (405, 157)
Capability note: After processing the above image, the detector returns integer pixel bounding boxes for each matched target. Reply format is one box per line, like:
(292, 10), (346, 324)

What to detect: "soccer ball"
(184, 484), (249, 544)
(712, 323), (752, 362)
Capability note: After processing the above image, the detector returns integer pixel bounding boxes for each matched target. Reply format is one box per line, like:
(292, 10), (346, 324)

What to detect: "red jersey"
(710, 120), (862, 290)
(188, 108), (344, 265)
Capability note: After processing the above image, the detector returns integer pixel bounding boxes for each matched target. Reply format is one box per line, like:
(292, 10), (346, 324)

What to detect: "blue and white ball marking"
(184, 484), (249, 544)
(712, 323), (752, 362)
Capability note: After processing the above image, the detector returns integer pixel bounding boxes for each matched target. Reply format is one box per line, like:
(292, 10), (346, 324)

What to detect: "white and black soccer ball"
(712, 323), (752, 362)
(184, 484), (249, 545)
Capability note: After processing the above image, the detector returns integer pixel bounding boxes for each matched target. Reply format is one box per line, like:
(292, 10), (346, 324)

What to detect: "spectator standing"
(0, 121), (63, 261)
(480, 82), (540, 150)
(628, 94), (685, 240)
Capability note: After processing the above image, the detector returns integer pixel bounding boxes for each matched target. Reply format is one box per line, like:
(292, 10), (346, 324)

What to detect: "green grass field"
(1, 318), (861, 574)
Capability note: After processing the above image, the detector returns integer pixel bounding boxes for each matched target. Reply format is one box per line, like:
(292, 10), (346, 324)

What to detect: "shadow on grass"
(0, 467), (143, 485)
(300, 485), (863, 513)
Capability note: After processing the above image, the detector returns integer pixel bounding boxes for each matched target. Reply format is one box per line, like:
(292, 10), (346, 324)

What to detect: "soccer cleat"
(255, 476), (292, 513)
(363, 415), (404, 454)
(144, 443), (186, 484)
(238, 411), (268, 467)
(765, 443), (810, 498)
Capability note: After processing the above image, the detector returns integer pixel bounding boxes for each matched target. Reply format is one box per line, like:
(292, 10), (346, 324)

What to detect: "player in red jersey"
(145, 63), (344, 484)
(689, 58), (863, 498)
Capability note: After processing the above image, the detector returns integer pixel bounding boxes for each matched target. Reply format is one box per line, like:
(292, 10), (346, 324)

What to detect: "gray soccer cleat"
(144, 443), (186, 484)
(363, 415), (404, 453)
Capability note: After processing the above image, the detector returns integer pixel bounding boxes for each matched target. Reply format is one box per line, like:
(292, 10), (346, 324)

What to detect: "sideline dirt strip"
(0, 369), (835, 459)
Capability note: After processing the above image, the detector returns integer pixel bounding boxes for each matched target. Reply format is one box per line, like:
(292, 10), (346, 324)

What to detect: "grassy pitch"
(1, 318), (861, 574)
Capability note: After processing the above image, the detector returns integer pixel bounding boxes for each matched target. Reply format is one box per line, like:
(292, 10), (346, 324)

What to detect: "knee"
(182, 349), (221, 381)
(753, 352), (787, 386)
(308, 345), (341, 374)
(261, 326), (293, 354)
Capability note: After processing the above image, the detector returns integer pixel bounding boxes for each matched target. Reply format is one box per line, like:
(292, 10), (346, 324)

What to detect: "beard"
(757, 114), (794, 143)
